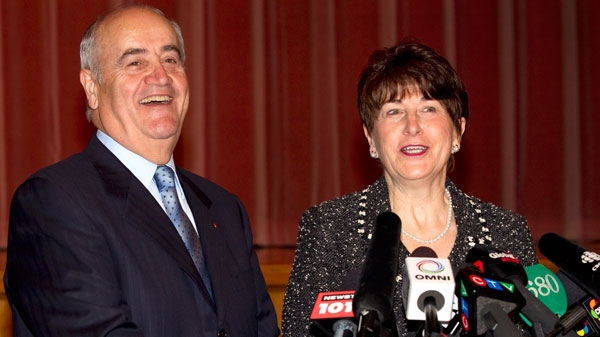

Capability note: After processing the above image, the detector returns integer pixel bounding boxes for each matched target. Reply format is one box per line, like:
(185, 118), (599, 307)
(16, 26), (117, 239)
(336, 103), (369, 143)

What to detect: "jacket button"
(217, 328), (227, 337)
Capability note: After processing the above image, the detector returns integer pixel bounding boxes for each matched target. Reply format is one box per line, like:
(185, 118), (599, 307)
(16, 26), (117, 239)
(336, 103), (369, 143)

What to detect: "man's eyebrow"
(117, 45), (182, 64)
(163, 44), (182, 58)
(118, 48), (147, 63)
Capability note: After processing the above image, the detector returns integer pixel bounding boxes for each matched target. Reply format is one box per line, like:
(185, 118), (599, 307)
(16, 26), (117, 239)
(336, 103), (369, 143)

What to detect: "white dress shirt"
(96, 130), (198, 232)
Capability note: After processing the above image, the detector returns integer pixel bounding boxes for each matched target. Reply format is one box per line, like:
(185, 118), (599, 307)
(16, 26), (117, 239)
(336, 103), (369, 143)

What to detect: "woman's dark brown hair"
(358, 38), (469, 136)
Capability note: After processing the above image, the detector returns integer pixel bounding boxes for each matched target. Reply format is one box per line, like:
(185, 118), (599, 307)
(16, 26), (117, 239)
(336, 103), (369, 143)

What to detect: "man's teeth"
(402, 146), (427, 154)
(139, 95), (172, 104)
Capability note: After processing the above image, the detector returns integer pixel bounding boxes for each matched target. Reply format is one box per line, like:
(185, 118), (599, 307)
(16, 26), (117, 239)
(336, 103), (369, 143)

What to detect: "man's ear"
(80, 69), (99, 110)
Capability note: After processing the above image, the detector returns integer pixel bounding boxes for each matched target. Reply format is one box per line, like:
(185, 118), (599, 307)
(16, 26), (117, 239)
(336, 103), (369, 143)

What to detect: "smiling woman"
(1, 2), (600, 335)
(282, 39), (538, 337)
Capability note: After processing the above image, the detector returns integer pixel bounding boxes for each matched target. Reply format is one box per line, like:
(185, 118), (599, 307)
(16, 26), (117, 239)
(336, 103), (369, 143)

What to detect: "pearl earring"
(370, 149), (378, 159)
(451, 145), (459, 154)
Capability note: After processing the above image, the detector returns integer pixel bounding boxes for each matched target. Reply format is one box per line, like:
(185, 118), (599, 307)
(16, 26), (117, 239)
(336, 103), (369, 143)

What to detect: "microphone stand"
(356, 310), (380, 337)
(545, 306), (587, 337)
(357, 311), (400, 337)
(423, 297), (441, 337)
(481, 303), (521, 337)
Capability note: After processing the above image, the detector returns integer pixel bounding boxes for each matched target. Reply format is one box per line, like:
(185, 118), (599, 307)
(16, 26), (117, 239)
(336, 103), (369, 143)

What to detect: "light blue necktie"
(153, 165), (213, 297)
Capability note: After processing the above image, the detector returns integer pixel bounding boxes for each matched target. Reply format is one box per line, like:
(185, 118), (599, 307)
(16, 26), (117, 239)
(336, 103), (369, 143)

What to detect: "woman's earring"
(370, 149), (379, 159)
(451, 145), (459, 154)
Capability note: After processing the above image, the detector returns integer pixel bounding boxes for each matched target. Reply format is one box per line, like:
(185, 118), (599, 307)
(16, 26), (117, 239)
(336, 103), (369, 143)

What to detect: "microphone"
(465, 245), (527, 285)
(523, 264), (587, 336)
(555, 270), (600, 335)
(310, 290), (356, 321)
(524, 264), (567, 316)
(402, 246), (455, 331)
(539, 232), (600, 299)
(466, 245), (581, 337)
(546, 305), (589, 337)
(309, 272), (360, 337)
(441, 313), (465, 337)
(538, 233), (600, 335)
(333, 319), (357, 337)
(309, 290), (356, 337)
(455, 263), (525, 336)
(352, 211), (402, 337)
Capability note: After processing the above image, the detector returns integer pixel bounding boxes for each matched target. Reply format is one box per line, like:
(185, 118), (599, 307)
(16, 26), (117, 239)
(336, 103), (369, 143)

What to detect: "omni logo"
(416, 260), (445, 274)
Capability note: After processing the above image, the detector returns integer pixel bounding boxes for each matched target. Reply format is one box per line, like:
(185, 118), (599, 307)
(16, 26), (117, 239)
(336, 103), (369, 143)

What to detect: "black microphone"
(539, 233), (600, 335)
(466, 245), (581, 337)
(309, 272), (361, 337)
(539, 232), (600, 299)
(309, 290), (356, 337)
(546, 305), (589, 337)
(352, 211), (402, 337)
(465, 245), (528, 285)
(455, 263), (525, 336)
(556, 269), (600, 335)
(411, 246), (438, 258)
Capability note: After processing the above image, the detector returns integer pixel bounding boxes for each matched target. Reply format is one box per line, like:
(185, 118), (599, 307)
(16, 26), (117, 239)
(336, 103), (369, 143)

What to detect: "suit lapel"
(84, 137), (215, 305)
(126, 183), (207, 284)
(178, 171), (229, 314)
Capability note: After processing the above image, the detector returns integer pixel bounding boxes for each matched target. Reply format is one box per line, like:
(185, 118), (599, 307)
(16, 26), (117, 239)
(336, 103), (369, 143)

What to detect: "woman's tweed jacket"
(282, 177), (538, 337)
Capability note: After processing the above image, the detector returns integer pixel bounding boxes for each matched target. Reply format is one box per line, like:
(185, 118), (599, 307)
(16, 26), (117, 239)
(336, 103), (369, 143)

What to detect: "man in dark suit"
(4, 5), (279, 337)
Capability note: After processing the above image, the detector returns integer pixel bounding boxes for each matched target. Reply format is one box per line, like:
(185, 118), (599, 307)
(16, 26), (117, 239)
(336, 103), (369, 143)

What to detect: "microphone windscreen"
(538, 233), (582, 268)
(353, 211), (402, 322)
(524, 264), (567, 316)
(555, 271), (600, 336)
(556, 270), (588, 306)
(465, 245), (527, 285)
(539, 233), (600, 298)
(464, 245), (562, 334)
(455, 264), (525, 336)
(308, 270), (362, 336)
(411, 246), (438, 258)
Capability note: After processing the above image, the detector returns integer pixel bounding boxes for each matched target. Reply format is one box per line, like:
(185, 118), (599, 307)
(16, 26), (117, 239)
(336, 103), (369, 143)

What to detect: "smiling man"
(80, 6), (190, 164)
(4, 5), (279, 337)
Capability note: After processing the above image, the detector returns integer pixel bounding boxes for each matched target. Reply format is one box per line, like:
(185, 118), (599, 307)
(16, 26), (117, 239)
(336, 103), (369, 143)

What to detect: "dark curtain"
(1, 0), (599, 249)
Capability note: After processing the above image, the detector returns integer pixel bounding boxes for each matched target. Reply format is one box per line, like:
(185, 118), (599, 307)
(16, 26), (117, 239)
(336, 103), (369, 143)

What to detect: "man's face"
(81, 8), (189, 155)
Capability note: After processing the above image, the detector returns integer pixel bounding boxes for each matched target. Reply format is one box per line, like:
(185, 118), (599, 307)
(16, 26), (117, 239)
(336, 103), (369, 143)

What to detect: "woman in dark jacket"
(282, 39), (537, 337)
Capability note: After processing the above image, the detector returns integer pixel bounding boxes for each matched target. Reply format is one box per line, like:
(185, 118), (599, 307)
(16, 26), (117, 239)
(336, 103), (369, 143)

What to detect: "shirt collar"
(96, 130), (175, 189)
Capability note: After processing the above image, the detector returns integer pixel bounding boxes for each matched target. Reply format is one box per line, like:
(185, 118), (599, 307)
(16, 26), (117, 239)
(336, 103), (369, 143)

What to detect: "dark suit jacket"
(4, 135), (279, 337)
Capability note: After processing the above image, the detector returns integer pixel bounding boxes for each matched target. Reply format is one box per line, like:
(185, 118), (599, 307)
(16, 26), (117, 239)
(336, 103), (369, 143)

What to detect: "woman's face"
(364, 90), (465, 184)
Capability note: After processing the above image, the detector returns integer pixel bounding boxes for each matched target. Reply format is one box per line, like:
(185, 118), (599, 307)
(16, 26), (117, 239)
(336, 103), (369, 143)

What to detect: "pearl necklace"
(401, 188), (454, 244)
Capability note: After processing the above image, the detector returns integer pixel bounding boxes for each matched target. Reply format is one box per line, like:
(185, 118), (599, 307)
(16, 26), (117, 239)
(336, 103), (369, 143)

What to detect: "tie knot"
(154, 165), (175, 191)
